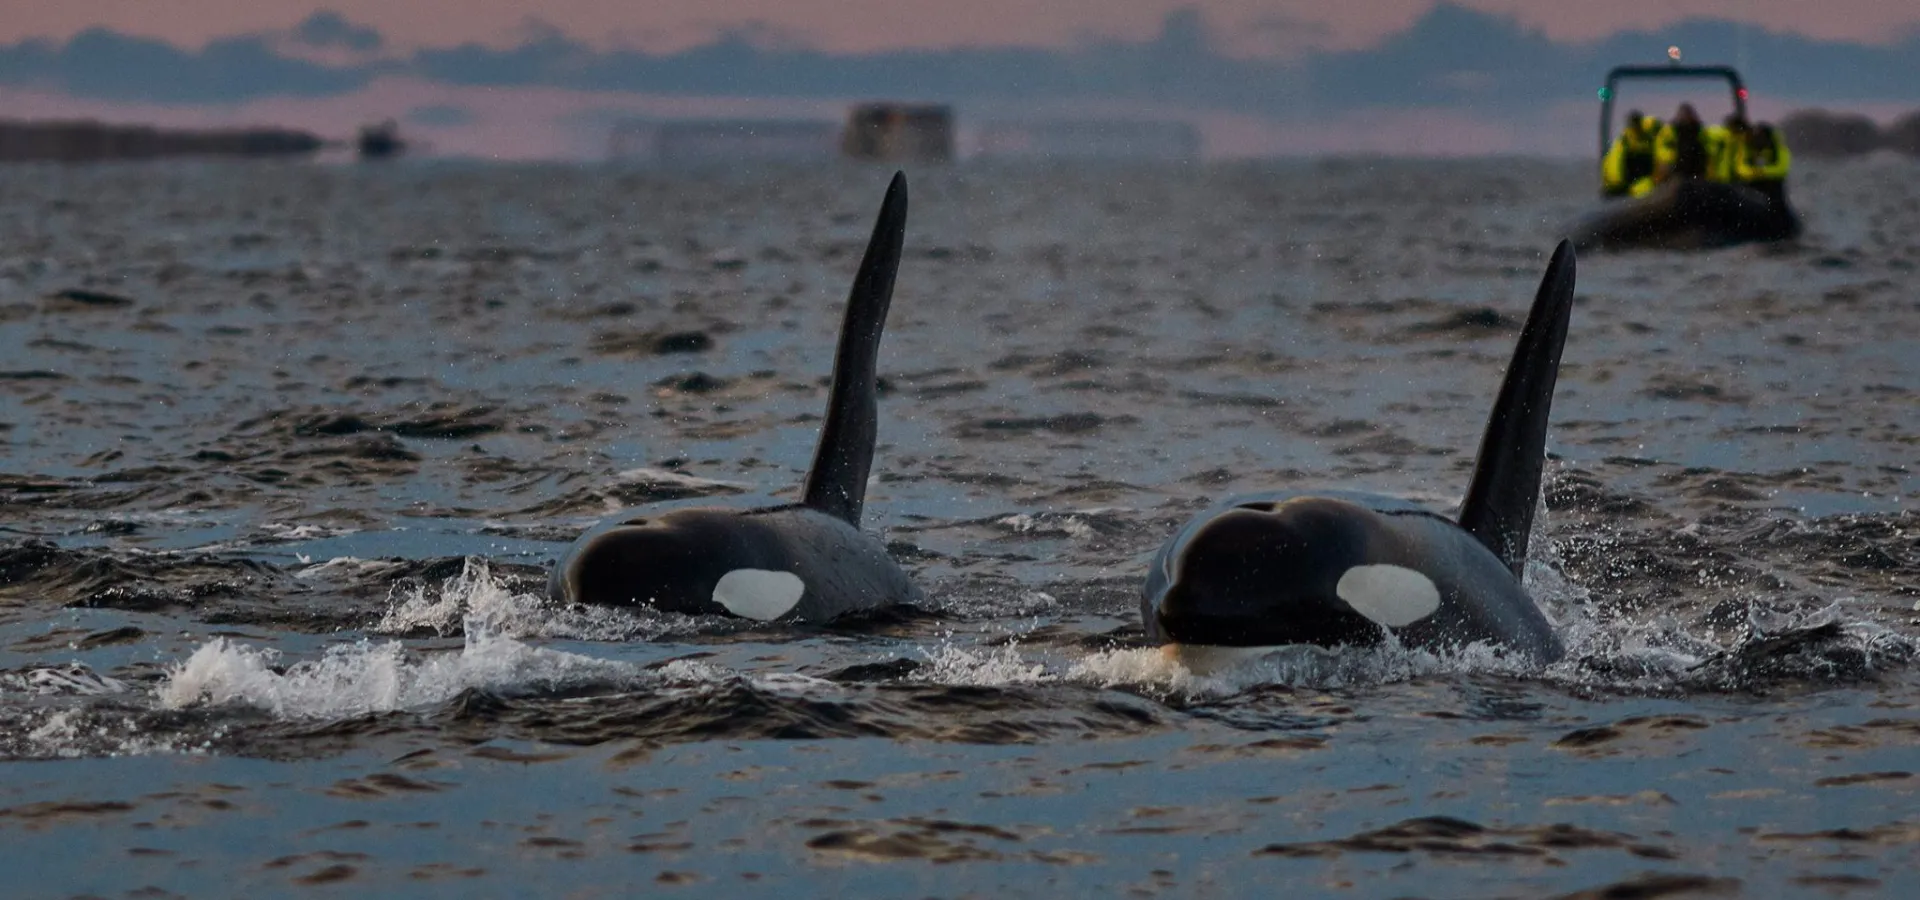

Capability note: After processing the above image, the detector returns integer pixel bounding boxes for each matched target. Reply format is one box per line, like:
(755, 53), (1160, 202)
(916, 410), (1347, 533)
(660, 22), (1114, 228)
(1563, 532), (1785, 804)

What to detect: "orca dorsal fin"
(801, 171), (908, 526)
(1457, 240), (1577, 577)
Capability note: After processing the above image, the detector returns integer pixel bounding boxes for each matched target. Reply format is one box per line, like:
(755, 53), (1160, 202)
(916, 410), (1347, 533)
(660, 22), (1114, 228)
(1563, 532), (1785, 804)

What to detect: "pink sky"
(5, 0), (1917, 53)
(3, 75), (1868, 161)
(5, 2), (1911, 161)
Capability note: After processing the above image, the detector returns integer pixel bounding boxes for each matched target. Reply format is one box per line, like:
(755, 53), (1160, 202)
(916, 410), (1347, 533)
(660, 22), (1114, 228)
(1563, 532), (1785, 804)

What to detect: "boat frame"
(1596, 64), (1747, 190)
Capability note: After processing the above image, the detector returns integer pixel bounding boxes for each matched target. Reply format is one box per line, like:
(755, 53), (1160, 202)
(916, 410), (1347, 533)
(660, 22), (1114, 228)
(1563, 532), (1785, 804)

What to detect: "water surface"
(1, 158), (1915, 897)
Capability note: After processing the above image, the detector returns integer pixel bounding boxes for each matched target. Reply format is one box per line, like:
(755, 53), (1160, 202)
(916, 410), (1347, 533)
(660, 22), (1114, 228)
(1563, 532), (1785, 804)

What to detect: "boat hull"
(1571, 179), (1800, 252)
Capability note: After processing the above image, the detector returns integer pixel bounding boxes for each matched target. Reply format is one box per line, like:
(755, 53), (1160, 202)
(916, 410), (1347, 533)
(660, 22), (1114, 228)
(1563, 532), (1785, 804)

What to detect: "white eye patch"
(712, 569), (806, 621)
(1335, 564), (1441, 628)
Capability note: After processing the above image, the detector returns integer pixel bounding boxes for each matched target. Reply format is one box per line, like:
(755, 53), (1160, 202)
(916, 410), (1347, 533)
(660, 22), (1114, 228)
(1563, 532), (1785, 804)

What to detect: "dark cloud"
(0, 4), (1915, 111)
(290, 10), (384, 52)
(1239, 14), (1334, 56)
(15, 27), (369, 102)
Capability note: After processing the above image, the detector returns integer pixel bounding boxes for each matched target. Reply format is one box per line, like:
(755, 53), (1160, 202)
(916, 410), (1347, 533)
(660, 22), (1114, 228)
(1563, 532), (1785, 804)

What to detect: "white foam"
(156, 556), (856, 719)
(372, 559), (502, 636)
(258, 522), (358, 542)
(1067, 644), (1335, 696)
(26, 710), (87, 757)
(1518, 500), (1739, 686)
(374, 557), (707, 642)
(164, 558), (729, 717)
(151, 627), (856, 722)
(1066, 647), (1224, 695)
(157, 631), (643, 718)
(1070, 636), (1538, 698)
(24, 709), (183, 759)
(892, 616), (1548, 698)
(295, 556), (403, 582)
(925, 586), (1059, 619)
(996, 513), (1098, 540)
(1, 665), (131, 697)
(1154, 644), (1293, 677)
(913, 642), (1051, 686)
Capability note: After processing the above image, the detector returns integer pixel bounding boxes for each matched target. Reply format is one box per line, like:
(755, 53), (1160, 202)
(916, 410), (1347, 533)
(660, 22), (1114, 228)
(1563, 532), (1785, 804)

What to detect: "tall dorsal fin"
(1457, 240), (1577, 577)
(801, 171), (908, 526)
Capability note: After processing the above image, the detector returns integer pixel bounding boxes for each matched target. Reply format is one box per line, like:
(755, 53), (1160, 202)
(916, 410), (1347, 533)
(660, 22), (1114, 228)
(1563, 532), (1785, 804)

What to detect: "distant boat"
(1572, 61), (1799, 251)
(357, 121), (405, 160)
(841, 104), (953, 163)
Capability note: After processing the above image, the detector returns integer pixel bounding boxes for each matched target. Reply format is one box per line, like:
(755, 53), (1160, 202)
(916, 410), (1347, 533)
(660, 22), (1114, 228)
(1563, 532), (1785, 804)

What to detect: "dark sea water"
(0, 158), (1915, 898)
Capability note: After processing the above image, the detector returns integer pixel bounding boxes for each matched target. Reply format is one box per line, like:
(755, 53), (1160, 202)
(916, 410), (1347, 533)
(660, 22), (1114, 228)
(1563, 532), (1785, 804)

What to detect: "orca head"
(551, 512), (806, 621)
(1150, 498), (1440, 650)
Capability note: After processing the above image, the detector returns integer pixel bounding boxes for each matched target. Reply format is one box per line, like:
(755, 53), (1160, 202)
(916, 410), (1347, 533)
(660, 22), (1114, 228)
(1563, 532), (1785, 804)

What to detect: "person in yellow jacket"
(1653, 104), (1709, 186)
(1738, 122), (1792, 208)
(1601, 110), (1660, 197)
(1706, 115), (1750, 182)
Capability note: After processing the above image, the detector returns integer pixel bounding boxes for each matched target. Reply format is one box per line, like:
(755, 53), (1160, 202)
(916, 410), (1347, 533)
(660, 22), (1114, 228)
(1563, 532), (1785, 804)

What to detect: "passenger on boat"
(1708, 115), (1751, 183)
(1653, 104), (1709, 185)
(1602, 110), (1661, 197)
(1738, 122), (1793, 208)
(1701, 116), (1731, 182)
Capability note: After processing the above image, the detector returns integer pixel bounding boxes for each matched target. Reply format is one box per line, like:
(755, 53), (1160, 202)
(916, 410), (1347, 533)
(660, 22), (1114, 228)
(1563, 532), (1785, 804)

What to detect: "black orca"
(1142, 241), (1579, 669)
(549, 172), (919, 623)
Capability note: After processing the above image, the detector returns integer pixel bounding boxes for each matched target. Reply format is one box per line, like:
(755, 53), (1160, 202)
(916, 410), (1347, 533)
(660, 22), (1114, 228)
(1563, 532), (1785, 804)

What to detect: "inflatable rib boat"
(1572, 61), (1801, 252)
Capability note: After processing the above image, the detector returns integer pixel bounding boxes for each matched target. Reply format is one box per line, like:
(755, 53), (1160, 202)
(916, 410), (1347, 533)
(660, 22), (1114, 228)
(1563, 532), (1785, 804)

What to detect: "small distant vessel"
(357, 120), (405, 160)
(841, 104), (953, 163)
(1571, 59), (1800, 251)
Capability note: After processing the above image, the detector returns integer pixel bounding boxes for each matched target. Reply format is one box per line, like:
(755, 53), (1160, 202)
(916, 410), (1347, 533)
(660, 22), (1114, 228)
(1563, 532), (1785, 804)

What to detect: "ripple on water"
(0, 161), (1916, 894)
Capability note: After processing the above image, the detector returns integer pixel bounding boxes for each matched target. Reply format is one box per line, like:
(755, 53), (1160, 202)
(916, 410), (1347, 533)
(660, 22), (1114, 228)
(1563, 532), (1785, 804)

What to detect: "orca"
(1143, 241), (1579, 669)
(549, 172), (919, 623)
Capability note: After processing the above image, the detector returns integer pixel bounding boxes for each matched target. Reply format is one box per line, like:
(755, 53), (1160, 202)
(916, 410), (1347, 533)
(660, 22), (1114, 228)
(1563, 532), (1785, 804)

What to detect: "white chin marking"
(1335, 564), (1441, 628)
(712, 569), (806, 621)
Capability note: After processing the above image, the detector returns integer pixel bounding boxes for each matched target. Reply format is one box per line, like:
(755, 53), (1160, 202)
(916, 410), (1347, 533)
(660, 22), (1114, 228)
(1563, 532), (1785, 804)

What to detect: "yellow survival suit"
(1737, 124), (1792, 208)
(1603, 114), (1660, 197)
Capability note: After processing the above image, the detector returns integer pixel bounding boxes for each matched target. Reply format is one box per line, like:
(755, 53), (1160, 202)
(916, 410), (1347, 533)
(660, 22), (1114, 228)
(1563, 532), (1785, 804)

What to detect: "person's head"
(1724, 114), (1750, 134)
(1755, 123), (1777, 143)
(1626, 109), (1646, 131)
(1673, 103), (1700, 127)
